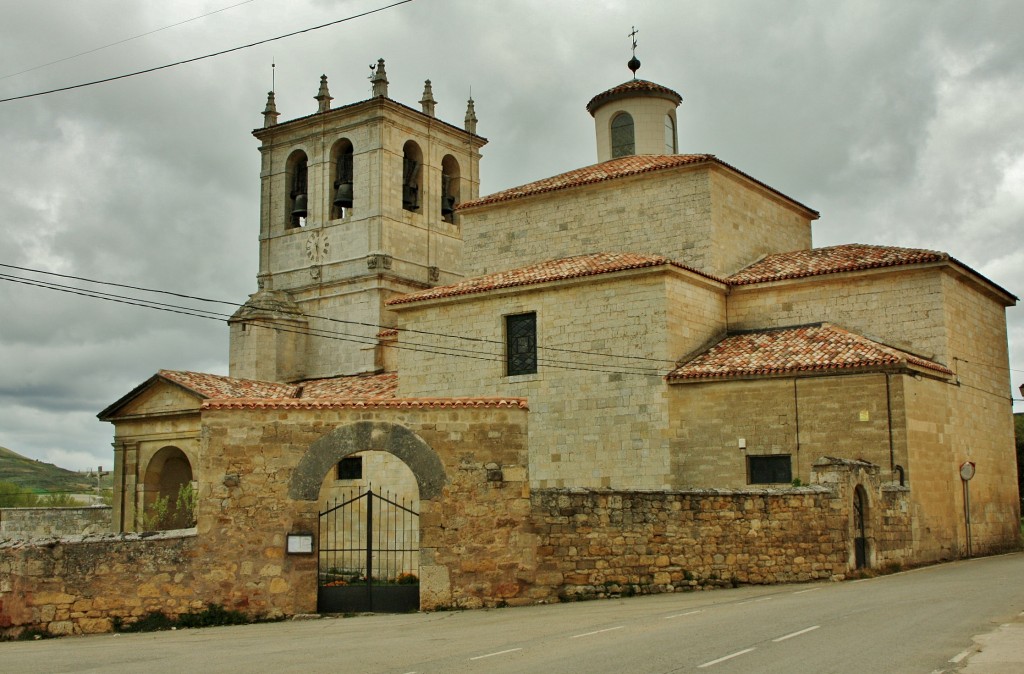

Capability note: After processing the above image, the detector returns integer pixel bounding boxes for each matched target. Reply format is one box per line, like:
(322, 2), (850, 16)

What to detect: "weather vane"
(628, 26), (641, 78)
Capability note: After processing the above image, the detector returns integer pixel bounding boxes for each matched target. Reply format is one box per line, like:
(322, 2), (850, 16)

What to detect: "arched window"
(287, 150), (308, 228)
(332, 139), (354, 219)
(143, 446), (195, 530)
(440, 155), (460, 224)
(664, 114), (677, 154)
(402, 141), (423, 212)
(610, 112), (635, 158)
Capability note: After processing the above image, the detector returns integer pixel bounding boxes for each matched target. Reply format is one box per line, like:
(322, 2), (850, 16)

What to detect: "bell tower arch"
(230, 61), (487, 382)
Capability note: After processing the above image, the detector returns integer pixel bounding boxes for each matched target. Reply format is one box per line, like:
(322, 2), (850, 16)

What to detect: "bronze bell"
(333, 181), (353, 209)
(291, 192), (308, 218)
(441, 195), (456, 216)
(402, 185), (419, 210)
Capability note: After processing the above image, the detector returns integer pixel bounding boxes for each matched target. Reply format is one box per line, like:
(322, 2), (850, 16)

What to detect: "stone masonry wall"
(394, 268), (727, 490)
(0, 506), (110, 541)
(727, 267), (948, 364)
(529, 458), (914, 601)
(0, 531), (205, 637)
(668, 373), (905, 488)
(531, 488), (846, 599)
(1, 452), (914, 635)
(461, 164), (812, 280)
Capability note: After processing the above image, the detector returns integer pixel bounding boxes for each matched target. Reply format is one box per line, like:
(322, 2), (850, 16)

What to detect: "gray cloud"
(1, 0), (1021, 469)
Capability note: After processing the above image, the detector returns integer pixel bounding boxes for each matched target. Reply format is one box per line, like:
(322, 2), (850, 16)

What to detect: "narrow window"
(664, 114), (677, 154)
(506, 312), (537, 376)
(336, 456), (363, 480)
(441, 155), (460, 224)
(610, 112), (635, 158)
(288, 152), (308, 228)
(402, 140), (422, 212)
(332, 139), (354, 219)
(748, 455), (792, 484)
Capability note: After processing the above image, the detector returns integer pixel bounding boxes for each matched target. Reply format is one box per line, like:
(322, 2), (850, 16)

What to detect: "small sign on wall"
(286, 532), (314, 555)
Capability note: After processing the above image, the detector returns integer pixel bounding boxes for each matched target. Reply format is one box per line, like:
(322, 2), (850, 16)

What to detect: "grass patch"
(112, 603), (251, 633)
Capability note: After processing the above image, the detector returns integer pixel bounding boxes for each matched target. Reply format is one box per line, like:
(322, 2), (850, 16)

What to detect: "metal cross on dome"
(627, 26), (641, 77)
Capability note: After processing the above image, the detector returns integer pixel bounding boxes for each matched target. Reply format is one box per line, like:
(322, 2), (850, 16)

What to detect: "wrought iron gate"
(853, 487), (867, 569)
(318, 486), (419, 613)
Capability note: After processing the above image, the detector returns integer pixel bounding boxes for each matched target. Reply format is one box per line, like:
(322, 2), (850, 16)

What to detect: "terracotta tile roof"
(387, 252), (722, 306)
(203, 398), (528, 411)
(586, 78), (683, 114)
(298, 373), (397, 398)
(666, 323), (952, 381)
(727, 244), (948, 285)
(159, 370), (294, 399)
(158, 370), (397, 400)
(459, 154), (713, 209)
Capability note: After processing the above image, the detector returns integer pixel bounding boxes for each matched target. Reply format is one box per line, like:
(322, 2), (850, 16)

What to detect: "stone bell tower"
(229, 60), (487, 382)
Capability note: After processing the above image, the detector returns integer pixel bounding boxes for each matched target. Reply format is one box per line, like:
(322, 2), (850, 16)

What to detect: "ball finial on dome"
(627, 26), (641, 79)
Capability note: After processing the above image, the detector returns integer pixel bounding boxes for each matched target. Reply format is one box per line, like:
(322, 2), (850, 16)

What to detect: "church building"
(94, 51), (1019, 615)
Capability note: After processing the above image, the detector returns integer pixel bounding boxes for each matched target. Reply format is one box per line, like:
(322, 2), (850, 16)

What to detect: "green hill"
(0, 445), (110, 494)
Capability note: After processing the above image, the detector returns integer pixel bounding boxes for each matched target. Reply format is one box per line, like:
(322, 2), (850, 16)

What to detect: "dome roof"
(586, 79), (682, 116)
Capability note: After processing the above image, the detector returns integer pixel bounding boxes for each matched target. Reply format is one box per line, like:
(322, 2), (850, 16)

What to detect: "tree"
(0, 481), (41, 507)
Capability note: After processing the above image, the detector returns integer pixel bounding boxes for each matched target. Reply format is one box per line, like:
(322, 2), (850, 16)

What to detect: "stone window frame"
(331, 138), (355, 220)
(286, 149), (309, 229)
(440, 154), (461, 224)
(610, 111), (635, 158)
(505, 311), (538, 377)
(401, 140), (423, 212)
(747, 454), (792, 485)
(336, 455), (363, 480)
(664, 113), (677, 154)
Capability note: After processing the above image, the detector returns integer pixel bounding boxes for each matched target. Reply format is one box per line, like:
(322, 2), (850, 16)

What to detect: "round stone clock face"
(306, 230), (329, 263)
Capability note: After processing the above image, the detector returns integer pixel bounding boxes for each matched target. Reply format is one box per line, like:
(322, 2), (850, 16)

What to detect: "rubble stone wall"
(529, 458), (914, 601)
(0, 531), (203, 637)
(0, 506), (111, 541)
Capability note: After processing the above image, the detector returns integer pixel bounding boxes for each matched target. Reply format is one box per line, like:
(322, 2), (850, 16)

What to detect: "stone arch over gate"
(288, 420), (447, 502)
(287, 420), (448, 613)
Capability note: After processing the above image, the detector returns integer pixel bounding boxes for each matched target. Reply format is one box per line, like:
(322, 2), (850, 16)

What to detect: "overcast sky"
(1, 0), (1022, 471)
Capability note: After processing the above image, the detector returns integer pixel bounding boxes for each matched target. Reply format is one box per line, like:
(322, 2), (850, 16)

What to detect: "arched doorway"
(318, 452), (420, 612)
(142, 446), (194, 530)
(288, 421), (447, 613)
(853, 485), (869, 569)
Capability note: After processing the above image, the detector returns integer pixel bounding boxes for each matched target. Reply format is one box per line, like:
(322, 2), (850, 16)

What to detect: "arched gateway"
(289, 421), (447, 613)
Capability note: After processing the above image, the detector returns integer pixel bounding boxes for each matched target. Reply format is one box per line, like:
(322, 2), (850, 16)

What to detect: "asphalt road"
(4, 552), (1024, 673)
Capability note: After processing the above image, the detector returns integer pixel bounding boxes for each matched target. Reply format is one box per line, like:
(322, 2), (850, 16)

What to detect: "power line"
(0, 0), (259, 81)
(0, 0), (414, 104)
(5, 264), (1024, 381)
(0, 262), (679, 368)
(0, 271), (666, 377)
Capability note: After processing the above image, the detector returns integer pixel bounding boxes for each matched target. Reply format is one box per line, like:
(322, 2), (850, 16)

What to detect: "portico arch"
(288, 420), (447, 501)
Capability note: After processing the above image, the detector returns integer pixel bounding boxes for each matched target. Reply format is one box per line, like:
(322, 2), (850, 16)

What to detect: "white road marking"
(570, 626), (624, 639)
(737, 596), (773, 605)
(772, 625), (820, 642)
(664, 609), (702, 619)
(698, 647), (756, 668)
(469, 648), (522, 660)
(793, 587), (821, 595)
(948, 648), (973, 664)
